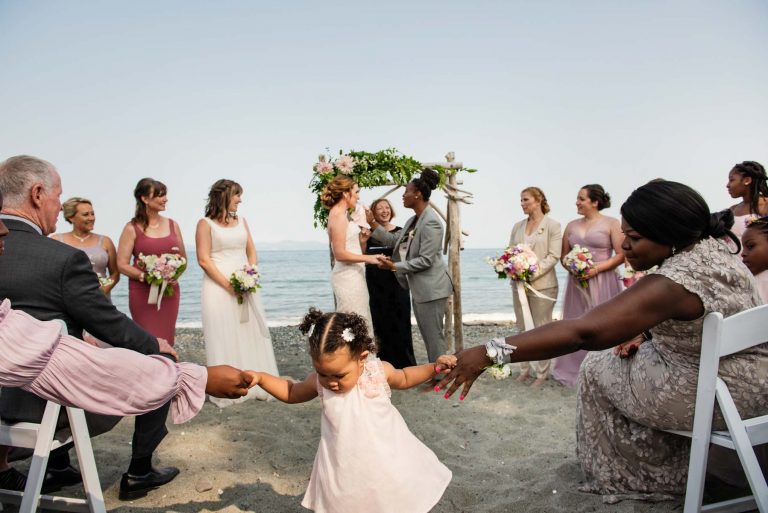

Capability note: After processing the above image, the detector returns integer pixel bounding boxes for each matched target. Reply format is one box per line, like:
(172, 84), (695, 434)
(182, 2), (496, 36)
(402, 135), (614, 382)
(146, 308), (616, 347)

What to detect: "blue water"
(110, 249), (568, 327)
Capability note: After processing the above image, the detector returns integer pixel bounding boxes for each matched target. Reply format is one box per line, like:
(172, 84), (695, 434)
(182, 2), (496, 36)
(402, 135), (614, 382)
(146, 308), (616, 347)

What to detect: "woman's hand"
(612, 334), (644, 359)
(585, 266), (600, 279)
(435, 345), (491, 400)
(376, 255), (396, 271)
(364, 207), (375, 226)
(359, 227), (371, 244)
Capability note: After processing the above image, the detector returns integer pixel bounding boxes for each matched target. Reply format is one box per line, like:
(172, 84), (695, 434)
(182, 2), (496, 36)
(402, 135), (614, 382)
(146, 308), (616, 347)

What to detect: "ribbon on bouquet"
(515, 281), (556, 331)
(239, 295), (250, 323)
(237, 293), (271, 338)
(146, 280), (169, 311)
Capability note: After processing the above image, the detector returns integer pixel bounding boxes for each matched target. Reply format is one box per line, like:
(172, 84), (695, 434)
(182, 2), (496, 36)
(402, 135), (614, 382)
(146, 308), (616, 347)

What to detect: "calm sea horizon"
(110, 248), (573, 328)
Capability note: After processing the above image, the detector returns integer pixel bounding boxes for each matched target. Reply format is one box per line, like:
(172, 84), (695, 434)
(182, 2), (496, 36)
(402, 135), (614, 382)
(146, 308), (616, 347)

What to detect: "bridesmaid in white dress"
(196, 179), (278, 407)
(322, 175), (379, 334)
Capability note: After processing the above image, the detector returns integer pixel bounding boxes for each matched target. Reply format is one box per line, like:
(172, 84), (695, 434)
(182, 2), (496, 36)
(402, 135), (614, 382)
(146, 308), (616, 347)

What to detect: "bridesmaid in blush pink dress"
(117, 178), (187, 345)
(553, 184), (624, 387)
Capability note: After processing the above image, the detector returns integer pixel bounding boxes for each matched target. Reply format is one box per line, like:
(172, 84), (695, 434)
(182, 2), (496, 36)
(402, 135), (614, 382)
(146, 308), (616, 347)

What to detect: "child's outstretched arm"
(243, 371), (319, 403)
(385, 355), (458, 390)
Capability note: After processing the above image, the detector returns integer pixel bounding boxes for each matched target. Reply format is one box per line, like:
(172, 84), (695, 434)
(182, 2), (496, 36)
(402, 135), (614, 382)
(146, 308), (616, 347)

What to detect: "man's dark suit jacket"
(0, 218), (159, 431)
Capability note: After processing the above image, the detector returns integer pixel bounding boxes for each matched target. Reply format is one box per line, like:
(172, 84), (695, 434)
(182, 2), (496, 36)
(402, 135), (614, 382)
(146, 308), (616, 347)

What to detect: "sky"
(1, 0), (766, 249)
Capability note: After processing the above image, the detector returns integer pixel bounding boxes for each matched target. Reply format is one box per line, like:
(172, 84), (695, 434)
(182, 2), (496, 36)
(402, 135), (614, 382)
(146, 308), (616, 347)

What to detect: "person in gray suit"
(367, 169), (454, 362)
(508, 187), (562, 387)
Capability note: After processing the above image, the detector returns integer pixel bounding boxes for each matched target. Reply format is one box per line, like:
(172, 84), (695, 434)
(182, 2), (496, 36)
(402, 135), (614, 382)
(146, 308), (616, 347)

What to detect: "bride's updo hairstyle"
(320, 175), (356, 209)
(581, 184), (611, 210)
(621, 180), (739, 253)
(132, 177), (167, 230)
(299, 307), (375, 359)
(411, 168), (440, 201)
(205, 179), (243, 222)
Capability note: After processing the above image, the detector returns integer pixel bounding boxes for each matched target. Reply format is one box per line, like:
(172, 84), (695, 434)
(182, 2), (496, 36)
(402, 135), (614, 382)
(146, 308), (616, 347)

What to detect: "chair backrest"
(716, 304), (768, 358)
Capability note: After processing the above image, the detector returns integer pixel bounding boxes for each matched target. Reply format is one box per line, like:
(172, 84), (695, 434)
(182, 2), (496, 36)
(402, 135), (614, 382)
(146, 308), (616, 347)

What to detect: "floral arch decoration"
(309, 148), (476, 228)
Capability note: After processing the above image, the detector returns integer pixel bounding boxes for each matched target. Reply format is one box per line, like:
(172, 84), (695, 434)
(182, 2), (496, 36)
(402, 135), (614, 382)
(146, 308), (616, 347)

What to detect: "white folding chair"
(665, 305), (768, 513)
(0, 321), (105, 513)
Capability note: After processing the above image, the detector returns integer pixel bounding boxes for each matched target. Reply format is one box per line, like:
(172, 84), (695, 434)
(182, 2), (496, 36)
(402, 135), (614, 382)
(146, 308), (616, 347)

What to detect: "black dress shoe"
(119, 466), (179, 500)
(0, 467), (28, 491)
(42, 465), (82, 493)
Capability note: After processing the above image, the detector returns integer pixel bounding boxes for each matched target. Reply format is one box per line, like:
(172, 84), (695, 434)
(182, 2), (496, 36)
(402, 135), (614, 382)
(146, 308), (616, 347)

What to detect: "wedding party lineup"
(0, 153), (767, 512)
(1, 2), (766, 512)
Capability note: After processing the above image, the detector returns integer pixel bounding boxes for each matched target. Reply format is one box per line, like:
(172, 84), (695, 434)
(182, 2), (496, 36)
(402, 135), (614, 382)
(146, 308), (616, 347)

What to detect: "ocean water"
(110, 249), (570, 327)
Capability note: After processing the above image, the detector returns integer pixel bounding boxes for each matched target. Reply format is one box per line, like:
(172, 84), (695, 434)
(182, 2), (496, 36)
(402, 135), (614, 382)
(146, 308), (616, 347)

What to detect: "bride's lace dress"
(331, 220), (373, 335)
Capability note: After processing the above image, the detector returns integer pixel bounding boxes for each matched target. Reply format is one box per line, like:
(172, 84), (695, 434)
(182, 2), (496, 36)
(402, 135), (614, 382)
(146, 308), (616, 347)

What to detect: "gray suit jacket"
(372, 206), (453, 304)
(508, 215), (562, 290)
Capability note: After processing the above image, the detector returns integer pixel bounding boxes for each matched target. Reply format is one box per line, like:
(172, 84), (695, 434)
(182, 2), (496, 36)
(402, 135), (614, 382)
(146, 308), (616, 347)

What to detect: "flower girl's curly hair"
(299, 308), (375, 359)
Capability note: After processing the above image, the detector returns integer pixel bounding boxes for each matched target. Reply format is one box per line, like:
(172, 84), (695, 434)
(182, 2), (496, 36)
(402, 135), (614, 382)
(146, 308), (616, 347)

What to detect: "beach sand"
(23, 326), (682, 512)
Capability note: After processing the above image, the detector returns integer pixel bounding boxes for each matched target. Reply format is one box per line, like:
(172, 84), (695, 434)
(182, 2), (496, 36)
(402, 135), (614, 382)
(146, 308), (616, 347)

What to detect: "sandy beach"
(17, 325), (681, 513)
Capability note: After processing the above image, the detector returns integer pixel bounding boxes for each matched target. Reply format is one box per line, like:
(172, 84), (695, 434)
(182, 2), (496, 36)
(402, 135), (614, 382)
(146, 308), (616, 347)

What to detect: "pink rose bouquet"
(487, 244), (539, 282)
(563, 244), (595, 288)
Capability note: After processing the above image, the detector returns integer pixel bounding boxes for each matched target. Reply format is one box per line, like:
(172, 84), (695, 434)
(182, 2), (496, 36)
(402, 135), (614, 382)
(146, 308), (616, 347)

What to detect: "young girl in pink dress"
(246, 309), (454, 513)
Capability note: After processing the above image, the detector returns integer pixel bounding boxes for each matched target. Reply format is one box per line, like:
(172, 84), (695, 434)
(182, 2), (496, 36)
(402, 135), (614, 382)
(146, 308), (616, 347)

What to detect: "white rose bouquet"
(562, 244), (595, 288)
(230, 264), (261, 305)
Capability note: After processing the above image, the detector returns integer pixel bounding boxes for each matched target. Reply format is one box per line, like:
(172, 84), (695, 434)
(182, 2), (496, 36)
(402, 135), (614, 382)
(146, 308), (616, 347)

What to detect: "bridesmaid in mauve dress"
(553, 184), (624, 387)
(117, 178), (187, 345)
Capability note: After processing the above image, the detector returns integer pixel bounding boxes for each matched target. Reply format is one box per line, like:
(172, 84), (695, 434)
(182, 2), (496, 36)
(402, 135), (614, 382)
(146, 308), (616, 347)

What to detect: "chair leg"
(67, 408), (106, 513)
(18, 402), (60, 513)
(717, 383), (768, 513)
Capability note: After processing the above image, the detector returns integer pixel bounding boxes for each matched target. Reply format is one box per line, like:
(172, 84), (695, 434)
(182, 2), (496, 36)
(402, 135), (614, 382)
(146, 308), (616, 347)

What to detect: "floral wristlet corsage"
(484, 337), (518, 380)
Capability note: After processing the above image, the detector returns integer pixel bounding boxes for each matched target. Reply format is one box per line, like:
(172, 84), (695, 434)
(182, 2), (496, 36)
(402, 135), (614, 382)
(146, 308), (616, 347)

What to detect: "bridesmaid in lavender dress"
(53, 197), (119, 298)
(553, 184), (624, 387)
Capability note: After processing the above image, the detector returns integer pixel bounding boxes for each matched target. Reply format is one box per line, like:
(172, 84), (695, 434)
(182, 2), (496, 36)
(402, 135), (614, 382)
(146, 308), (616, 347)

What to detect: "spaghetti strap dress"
(128, 221), (182, 345)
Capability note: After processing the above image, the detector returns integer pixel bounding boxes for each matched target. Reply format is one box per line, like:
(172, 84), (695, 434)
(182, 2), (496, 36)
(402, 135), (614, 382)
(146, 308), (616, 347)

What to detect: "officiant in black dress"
(364, 199), (416, 368)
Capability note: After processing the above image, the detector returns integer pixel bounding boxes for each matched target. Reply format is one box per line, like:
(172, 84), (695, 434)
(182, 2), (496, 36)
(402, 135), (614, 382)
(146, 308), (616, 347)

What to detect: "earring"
(671, 246), (677, 256)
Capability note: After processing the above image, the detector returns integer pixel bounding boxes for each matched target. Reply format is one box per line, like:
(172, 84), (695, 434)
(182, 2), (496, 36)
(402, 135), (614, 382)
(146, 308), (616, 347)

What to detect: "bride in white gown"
(196, 179), (278, 407)
(322, 175), (378, 334)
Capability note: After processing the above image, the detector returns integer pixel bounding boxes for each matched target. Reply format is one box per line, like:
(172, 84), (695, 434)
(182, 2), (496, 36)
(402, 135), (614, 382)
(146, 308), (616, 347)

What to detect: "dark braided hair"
(299, 308), (375, 360)
(731, 161), (768, 215)
(745, 216), (768, 239)
(621, 180), (740, 253)
(205, 179), (243, 222)
(581, 184), (611, 210)
(411, 168), (440, 201)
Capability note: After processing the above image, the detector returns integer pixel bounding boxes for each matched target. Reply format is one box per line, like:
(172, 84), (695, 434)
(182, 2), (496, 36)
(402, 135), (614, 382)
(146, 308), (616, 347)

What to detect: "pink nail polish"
(434, 385), (440, 392)
(460, 395), (465, 401)
(444, 392), (450, 399)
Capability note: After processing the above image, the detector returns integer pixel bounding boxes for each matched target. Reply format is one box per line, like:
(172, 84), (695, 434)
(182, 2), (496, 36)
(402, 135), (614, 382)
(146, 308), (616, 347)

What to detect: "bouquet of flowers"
(230, 264), (261, 305)
(487, 244), (539, 282)
(620, 263), (657, 288)
(98, 275), (114, 293)
(563, 244), (595, 288)
(137, 252), (187, 301)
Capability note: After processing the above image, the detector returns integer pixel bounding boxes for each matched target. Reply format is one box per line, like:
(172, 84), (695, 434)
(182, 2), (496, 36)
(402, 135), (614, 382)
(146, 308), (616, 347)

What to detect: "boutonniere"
(536, 226), (545, 235)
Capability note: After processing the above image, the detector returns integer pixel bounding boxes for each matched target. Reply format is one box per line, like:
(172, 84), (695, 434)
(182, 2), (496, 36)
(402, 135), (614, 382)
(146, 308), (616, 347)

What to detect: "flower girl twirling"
(245, 308), (454, 513)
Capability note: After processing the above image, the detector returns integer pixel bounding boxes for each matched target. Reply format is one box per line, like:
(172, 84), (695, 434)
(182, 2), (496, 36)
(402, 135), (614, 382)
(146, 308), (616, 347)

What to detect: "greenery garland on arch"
(309, 148), (476, 228)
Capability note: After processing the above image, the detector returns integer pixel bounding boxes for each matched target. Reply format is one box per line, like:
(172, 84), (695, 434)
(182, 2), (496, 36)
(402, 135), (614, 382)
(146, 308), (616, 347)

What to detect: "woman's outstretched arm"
(437, 274), (704, 399)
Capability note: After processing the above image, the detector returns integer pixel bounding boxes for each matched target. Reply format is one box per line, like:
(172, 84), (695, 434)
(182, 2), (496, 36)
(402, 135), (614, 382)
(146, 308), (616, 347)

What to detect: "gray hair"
(0, 155), (57, 208)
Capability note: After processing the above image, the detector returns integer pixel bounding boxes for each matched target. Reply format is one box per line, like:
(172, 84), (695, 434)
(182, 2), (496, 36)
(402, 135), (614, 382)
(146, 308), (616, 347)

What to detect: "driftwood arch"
(310, 149), (474, 351)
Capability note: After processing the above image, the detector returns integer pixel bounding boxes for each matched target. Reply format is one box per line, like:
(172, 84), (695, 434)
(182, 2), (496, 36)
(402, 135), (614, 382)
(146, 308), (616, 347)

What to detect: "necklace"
(72, 232), (91, 243)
